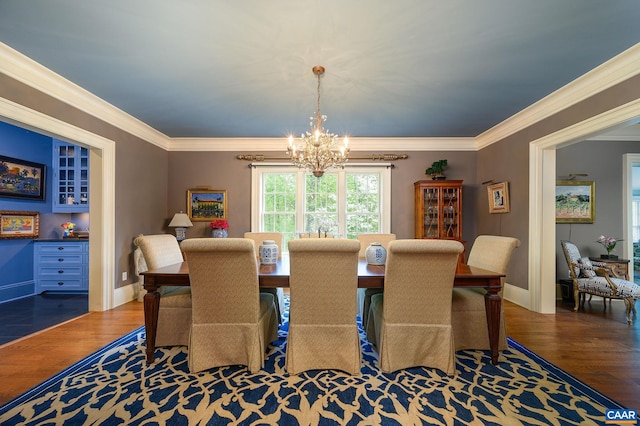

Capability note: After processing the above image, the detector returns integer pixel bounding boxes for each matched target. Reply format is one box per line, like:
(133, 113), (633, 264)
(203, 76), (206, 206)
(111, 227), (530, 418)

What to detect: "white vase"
(259, 240), (278, 264)
(211, 228), (228, 238)
(365, 242), (387, 265)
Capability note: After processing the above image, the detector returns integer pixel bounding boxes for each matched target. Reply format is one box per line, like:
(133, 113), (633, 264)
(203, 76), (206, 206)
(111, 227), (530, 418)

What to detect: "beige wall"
(0, 74), (169, 289)
(3, 71), (640, 298)
(167, 150), (479, 250)
(476, 74), (640, 291)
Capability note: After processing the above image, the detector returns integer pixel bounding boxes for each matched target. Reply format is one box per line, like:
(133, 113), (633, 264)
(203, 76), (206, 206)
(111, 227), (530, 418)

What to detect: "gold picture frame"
(0, 210), (40, 239)
(487, 181), (510, 214)
(556, 180), (595, 223)
(187, 188), (227, 221)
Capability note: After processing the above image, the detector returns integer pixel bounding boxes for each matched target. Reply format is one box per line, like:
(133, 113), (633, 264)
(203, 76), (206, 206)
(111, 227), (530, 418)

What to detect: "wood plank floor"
(0, 298), (638, 408)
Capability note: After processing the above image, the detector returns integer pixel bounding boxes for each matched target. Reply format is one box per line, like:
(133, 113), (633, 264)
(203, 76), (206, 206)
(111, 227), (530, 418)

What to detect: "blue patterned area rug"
(0, 302), (625, 426)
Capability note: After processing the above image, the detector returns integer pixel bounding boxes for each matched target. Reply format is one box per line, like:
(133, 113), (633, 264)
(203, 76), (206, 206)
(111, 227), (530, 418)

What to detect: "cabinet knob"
(58, 270), (64, 274)
(58, 247), (65, 251)
(57, 282), (64, 286)
(58, 258), (64, 262)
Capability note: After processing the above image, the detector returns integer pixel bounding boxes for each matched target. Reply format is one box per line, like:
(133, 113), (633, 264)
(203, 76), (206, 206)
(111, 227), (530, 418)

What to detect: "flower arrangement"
(596, 235), (622, 255)
(61, 222), (76, 237)
(209, 219), (229, 230)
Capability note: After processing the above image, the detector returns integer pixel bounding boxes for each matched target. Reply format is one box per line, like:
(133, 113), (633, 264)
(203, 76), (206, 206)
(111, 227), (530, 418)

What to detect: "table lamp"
(168, 211), (193, 242)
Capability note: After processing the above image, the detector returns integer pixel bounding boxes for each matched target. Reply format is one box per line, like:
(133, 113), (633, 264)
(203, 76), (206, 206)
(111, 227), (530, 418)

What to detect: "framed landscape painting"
(0, 155), (46, 200)
(555, 180), (595, 223)
(187, 188), (227, 221)
(0, 210), (40, 239)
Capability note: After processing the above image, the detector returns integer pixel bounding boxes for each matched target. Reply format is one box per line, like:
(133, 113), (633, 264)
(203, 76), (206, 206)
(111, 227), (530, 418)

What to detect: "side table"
(589, 257), (630, 280)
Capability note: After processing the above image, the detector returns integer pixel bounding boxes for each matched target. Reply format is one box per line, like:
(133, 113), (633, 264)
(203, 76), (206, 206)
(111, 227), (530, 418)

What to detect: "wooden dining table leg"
(143, 282), (161, 364)
(484, 288), (502, 365)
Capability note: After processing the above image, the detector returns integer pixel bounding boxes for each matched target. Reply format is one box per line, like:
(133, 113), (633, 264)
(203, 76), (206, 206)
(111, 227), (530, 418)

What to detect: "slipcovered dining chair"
(561, 240), (640, 324)
(367, 239), (464, 375)
(133, 234), (191, 347)
(451, 235), (519, 351)
(244, 232), (286, 322)
(356, 233), (396, 330)
(286, 238), (361, 375)
(181, 238), (279, 373)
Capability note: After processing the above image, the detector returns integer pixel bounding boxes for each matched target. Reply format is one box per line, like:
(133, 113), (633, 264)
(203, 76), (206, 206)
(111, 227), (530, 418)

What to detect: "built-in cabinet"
(52, 140), (89, 213)
(414, 180), (463, 240)
(34, 240), (88, 293)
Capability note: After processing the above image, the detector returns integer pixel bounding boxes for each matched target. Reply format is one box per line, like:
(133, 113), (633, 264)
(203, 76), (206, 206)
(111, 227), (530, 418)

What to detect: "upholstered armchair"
(451, 235), (519, 352)
(561, 240), (640, 324)
(181, 238), (279, 373)
(244, 232), (286, 322)
(367, 239), (464, 375)
(355, 233), (396, 330)
(133, 234), (191, 347)
(286, 238), (361, 375)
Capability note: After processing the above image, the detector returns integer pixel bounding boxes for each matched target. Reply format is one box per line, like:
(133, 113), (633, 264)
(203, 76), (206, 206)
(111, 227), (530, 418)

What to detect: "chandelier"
(286, 65), (350, 178)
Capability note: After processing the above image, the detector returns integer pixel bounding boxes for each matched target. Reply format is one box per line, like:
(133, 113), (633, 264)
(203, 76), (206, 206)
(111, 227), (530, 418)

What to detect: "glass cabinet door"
(53, 140), (89, 213)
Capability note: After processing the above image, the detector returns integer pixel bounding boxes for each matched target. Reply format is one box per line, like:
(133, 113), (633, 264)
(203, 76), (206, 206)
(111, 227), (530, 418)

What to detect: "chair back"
(467, 235), (520, 276)
(244, 232), (283, 259)
(298, 233), (334, 238)
(286, 238), (361, 374)
(560, 240), (582, 279)
(133, 234), (183, 269)
(356, 233), (396, 259)
(384, 239), (463, 324)
(182, 238), (260, 324)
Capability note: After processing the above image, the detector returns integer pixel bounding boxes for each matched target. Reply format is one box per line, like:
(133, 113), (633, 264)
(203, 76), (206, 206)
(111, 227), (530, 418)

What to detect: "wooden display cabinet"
(414, 180), (463, 241)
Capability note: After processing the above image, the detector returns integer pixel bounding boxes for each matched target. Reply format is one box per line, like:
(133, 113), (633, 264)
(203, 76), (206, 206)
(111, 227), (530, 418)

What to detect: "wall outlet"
(122, 271), (127, 282)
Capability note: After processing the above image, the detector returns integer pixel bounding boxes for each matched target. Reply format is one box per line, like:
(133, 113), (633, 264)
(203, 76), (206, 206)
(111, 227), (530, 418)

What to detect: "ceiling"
(1, 1), (640, 142)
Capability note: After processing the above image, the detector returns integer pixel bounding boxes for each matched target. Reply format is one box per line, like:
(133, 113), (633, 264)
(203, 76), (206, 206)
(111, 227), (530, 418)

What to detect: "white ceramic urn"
(259, 240), (278, 265)
(365, 242), (387, 265)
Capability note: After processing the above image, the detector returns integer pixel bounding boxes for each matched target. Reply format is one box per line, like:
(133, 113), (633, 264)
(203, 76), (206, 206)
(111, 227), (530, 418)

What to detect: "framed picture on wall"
(487, 181), (510, 213)
(0, 210), (40, 239)
(187, 188), (227, 221)
(0, 155), (46, 200)
(555, 180), (595, 223)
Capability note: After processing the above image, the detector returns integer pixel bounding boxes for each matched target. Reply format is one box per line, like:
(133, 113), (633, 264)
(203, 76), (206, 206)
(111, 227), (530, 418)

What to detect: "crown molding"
(0, 42), (171, 150)
(167, 137), (478, 152)
(3, 40), (638, 153)
(477, 42), (640, 149)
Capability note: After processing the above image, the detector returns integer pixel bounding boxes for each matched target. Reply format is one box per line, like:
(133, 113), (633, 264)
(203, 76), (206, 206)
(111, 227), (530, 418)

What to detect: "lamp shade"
(169, 212), (193, 228)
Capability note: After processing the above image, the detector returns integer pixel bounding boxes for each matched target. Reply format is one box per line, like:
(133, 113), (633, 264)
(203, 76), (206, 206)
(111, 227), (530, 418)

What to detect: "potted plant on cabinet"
(426, 159), (448, 180)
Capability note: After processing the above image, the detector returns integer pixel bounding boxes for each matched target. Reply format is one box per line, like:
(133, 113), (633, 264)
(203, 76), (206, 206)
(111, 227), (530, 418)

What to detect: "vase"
(259, 240), (278, 265)
(211, 228), (228, 238)
(365, 242), (387, 265)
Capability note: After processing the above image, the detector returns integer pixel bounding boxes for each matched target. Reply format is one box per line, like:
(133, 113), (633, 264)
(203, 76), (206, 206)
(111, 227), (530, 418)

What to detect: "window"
(251, 165), (391, 251)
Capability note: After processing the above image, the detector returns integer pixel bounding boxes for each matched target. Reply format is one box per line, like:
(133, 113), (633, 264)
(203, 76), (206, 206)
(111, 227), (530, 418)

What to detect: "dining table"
(141, 257), (505, 365)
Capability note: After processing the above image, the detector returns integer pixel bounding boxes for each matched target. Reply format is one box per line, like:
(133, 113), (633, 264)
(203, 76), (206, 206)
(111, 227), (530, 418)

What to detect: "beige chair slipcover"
(181, 238), (279, 373)
(355, 233), (396, 330)
(286, 238), (361, 375)
(244, 232), (286, 322)
(367, 239), (464, 375)
(298, 233), (335, 238)
(451, 235), (520, 351)
(134, 234), (191, 347)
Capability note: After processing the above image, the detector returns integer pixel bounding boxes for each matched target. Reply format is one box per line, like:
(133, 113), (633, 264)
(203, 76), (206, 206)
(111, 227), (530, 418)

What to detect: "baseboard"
(503, 282), (530, 310)
(113, 281), (141, 307)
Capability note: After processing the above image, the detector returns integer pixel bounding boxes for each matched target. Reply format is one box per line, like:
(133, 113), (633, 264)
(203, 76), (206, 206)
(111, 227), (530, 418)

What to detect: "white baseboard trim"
(113, 281), (141, 308)
(503, 282), (530, 310)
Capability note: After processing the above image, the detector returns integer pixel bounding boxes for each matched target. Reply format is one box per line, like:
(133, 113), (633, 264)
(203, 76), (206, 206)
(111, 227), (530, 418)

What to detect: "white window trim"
(250, 163), (392, 234)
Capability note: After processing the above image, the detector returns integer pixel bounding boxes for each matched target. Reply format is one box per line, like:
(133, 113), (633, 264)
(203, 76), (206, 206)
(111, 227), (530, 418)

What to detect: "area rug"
(0, 300), (625, 426)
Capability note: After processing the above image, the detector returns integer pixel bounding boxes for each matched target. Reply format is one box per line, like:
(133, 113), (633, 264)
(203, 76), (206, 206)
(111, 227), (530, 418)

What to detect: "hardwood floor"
(0, 298), (638, 408)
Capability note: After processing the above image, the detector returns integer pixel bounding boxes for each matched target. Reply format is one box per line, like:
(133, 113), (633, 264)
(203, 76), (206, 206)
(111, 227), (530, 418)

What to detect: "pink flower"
(596, 235), (622, 254)
(209, 219), (229, 229)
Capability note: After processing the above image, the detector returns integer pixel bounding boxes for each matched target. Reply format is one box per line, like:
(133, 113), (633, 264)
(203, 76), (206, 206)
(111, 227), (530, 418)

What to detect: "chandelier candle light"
(286, 66), (350, 178)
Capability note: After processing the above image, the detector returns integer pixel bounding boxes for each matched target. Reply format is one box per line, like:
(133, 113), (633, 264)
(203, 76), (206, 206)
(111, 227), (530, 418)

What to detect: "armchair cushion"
(578, 257), (597, 278)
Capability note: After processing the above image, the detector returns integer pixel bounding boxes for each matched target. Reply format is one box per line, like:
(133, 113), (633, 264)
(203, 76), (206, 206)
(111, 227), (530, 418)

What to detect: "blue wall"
(0, 121), (53, 301)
